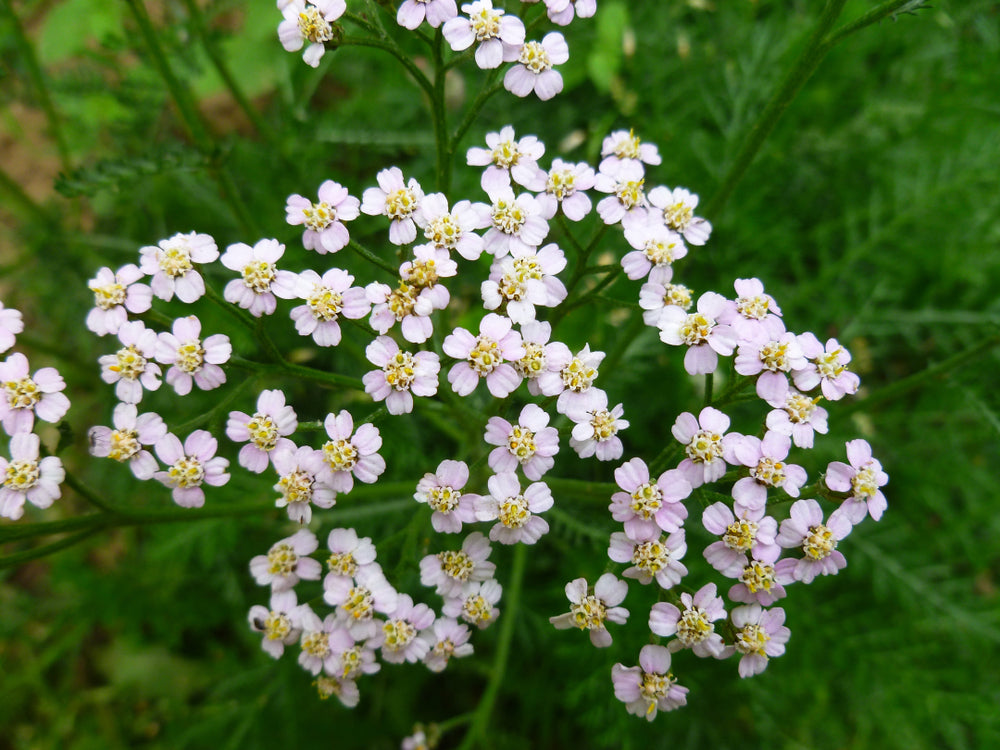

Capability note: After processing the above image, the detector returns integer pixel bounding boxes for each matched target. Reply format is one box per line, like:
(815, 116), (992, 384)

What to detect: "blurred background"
(1, 1), (998, 748)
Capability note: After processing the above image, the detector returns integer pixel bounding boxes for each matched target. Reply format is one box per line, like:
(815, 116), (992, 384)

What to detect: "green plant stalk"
(823, 0), (929, 48)
(432, 28), (452, 194)
(1, 0), (72, 170)
(449, 78), (505, 152)
(339, 36), (435, 99)
(229, 355), (365, 391)
(349, 238), (399, 275)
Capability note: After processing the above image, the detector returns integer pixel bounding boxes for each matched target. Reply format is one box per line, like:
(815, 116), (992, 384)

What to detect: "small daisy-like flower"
(361, 167), (425, 245)
(86, 264), (152, 336)
(420, 531), (496, 597)
(761, 378), (829, 449)
(622, 222), (687, 281)
(1, 353), (70, 435)
(503, 32), (569, 101)
(549, 573), (629, 648)
(376, 595), (435, 665)
(226, 390), (298, 474)
(608, 458), (691, 540)
(443, 313), (525, 398)
(608, 530), (688, 589)
(701, 501), (780, 577)
(735, 324), (808, 400)
(399, 244), (457, 313)
(774, 499), (852, 584)
(0, 433), (64, 520)
(414, 459), (479, 534)
(290, 268), (370, 347)
(139, 232), (218, 303)
(248, 589), (301, 659)
(321, 410), (386, 493)
(671, 407), (742, 488)
(611, 645), (688, 720)
(417, 193), (486, 259)
(729, 604), (791, 678)
(542, 0), (596, 26)
(286, 181), (360, 254)
(481, 243), (567, 324)
(484, 403), (559, 480)
(154, 316), (231, 396)
(272, 446), (337, 523)
(98, 321), (161, 404)
(657, 291), (737, 375)
(535, 158), (595, 221)
(312, 674), (360, 708)
(278, 0), (346, 68)
(639, 267), (693, 326)
(294, 605), (342, 675)
(594, 161), (647, 225)
(466, 126), (546, 193)
(442, 579), (502, 629)
(397, 0), (458, 30)
(793, 333), (860, 401)
(476, 471), (553, 545)
(649, 582), (727, 658)
(718, 277), (783, 340)
(514, 320), (572, 397)
(366, 280), (434, 344)
(825, 439), (889, 523)
(87, 403), (167, 480)
(324, 527), (378, 586)
(443, 1), (525, 69)
(221, 239), (298, 317)
(423, 617), (474, 672)
(478, 185), (549, 258)
(728, 557), (787, 607)
(566, 390), (629, 461)
(363, 336), (440, 416)
(330, 626), (381, 681)
(250, 529), (323, 591)
(645, 186), (712, 246)
(600, 129), (662, 173)
(153, 430), (230, 508)
(0, 301), (24, 353)
(554, 343), (604, 414)
(730, 432), (807, 514)
(324, 564), (399, 639)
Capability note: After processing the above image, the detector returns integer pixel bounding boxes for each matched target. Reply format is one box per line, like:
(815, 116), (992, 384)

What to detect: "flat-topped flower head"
(443, 1), (525, 69)
(363, 336), (440, 415)
(423, 617), (474, 672)
(600, 129), (661, 173)
(762, 379), (829, 449)
(646, 186), (712, 245)
(609, 458), (691, 540)
(139, 231), (218, 303)
(442, 579), (502, 629)
(1, 353), (70, 435)
(466, 126), (546, 193)
(536, 158), (595, 221)
(248, 589), (300, 659)
(88, 403), (167, 480)
(638, 267), (694, 326)
(649, 582), (727, 658)
(290, 268), (370, 347)
(514, 321), (572, 397)
(361, 167), (425, 245)
(504, 33), (569, 101)
(825, 438), (889, 523)
(420, 531), (496, 597)
(227, 389), (298, 474)
(793, 333), (860, 401)
(376, 594), (435, 664)
(484, 403), (559, 480)
(671, 407), (742, 487)
(608, 530), (688, 589)
(414, 459), (479, 534)
(550, 573), (629, 648)
(286, 180), (360, 254)
(730, 432), (807, 515)
(397, 0), (458, 30)
(478, 186), (549, 258)
(250, 529), (322, 591)
(0, 302), (24, 354)
(98, 321), (161, 404)
(86, 264), (152, 336)
(324, 527), (378, 586)
(443, 313), (524, 398)
(729, 604), (790, 678)
(657, 291), (737, 375)
(0, 433), (64, 520)
(554, 344), (604, 414)
(775, 499), (852, 584)
(701, 501), (780, 578)
(278, 0), (346, 68)
(622, 223), (687, 281)
(595, 161), (647, 225)
(566, 390), (629, 461)
(321, 410), (385, 493)
(324, 564), (399, 640)
(417, 194), (486, 259)
(155, 316), (230, 396)
(476, 472), (553, 545)
(612, 645), (688, 720)
(481, 244), (567, 324)
(221, 239), (297, 317)
(153, 430), (230, 508)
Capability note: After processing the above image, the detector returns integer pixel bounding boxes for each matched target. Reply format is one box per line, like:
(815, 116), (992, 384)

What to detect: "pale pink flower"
(658, 291), (737, 374)
(221, 239), (297, 317)
(139, 231), (218, 303)
(649, 582), (727, 658)
(608, 530), (687, 589)
(324, 527), (378, 586)
(0, 433), (64, 520)
(87, 403), (167, 480)
(397, 0), (458, 29)
(248, 589), (300, 659)
(514, 320), (572, 397)
(416, 193), (486, 259)
(400, 244), (457, 312)
(481, 243), (567, 324)
(374, 594), (435, 665)
(484, 403), (559, 480)
(154, 316), (230, 396)
(730, 432), (807, 515)
(535, 158), (595, 221)
(671, 406), (742, 488)
(250, 529), (323, 591)
(321, 410), (385, 492)
(277, 0), (346, 68)
(420, 531), (496, 597)
(361, 167), (424, 245)
(443, 1), (525, 69)
(792, 333), (860, 400)
(825, 438), (889, 523)
(554, 343), (604, 414)
(729, 604), (790, 678)
(735, 323), (807, 400)
(363, 336), (440, 415)
(702, 501), (780, 577)
(443, 313), (525, 398)
(290, 268), (370, 347)
(718, 277), (783, 340)
(774, 499), (852, 584)
(0, 353), (70, 435)
(599, 129), (661, 173)
(0, 301), (24, 353)
(594, 161), (647, 225)
(86, 264), (152, 336)
(272, 445), (337, 523)
(566, 390), (629, 461)
(153, 430), (230, 508)
(442, 579), (502, 629)
(466, 126), (546, 193)
(611, 645), (688, 720)
(622, 222), (687, 281)
(285, 180), (360, 254)
(549, 573), (629, 648)
(728, 555), (788, 608)
(503, 33), (568, 101)
(422, 617), (474, 672)
(294, 604), (343, 675)
(761, 378), (829, 449)
(638, 267), (692, 326)
(644, 186), (712, 245)
(414, 459), (479, 533)
(226, 389), (298, 473)
(608, 457), (690, 540)
(366, 280), (435, 344)
(541, 0), (596, 26)
(98, 321), (161, 404)
(478, 185), (549, 258)
(476, 472), (553, 545)
(324, 565), (399, 639)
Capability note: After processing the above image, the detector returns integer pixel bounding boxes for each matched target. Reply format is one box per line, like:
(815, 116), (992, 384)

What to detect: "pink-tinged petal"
(671, 412), (699, 444)
(648, 602), (679, 637)
(845, 438), (873, 468)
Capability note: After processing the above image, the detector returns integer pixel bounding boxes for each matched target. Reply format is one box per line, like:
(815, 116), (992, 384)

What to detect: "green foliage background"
(1, 1), (999, 748)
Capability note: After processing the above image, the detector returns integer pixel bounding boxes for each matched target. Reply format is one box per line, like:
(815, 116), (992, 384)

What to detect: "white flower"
(86, 264), (152, 336)
(277, 0), (346, 68)
(155, 315), (231, 396)
(139, 232), (218, 302)
(221, 239), (298, 317)
(0, 433), (64, 520)
(503, 33), (569, 101)
(361, 167), (425, 245)
(289, 268), (370, 347)
(443, 1), (525, 69)
(362, 336), (441, 415)
(466, 126), (547, 193)
(98, 321), (161, 404)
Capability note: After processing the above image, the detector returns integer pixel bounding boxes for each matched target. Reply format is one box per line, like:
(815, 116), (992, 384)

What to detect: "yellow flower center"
(264, 611), (292, 641)
(561, 356), (597, 392)
(108, 429), (140, 462)
(629, 483), (663, 519)
(425, 213), (461, 249)
(750, 457), (786, 487)
(735, 623), (771, 656)
(385, 351), (417, 390)
(852, 465), (879, 499)
(685, 429), (723, 464)
(723, 520), (758, 552)
(518, 40), (551, 73)
(468, 335), (502, 376)
(167, 456), (204, 488)
(159, 243), (193, 278)
(736, 294), (771, 320)
(785, 392), (819, 423)
(297, 6), (333, 44)
(632, 539), (669, 574)
(327, 551), (357, 577)
(644, 238), (681, 266)
(515, 342), (545, 378)
(4, 377), (39, 410)
(267, 542), (298, 576)
(497, 494), (530, 529)
(614, 131), (642, 160)
(302, 201), (335, 231)
(428, 485), (460, 513)
(438, 550), (475, 582)
(675, 607), (713, 646)
(323, 438), (358, 472)
(615, 179), (645, 209)
(590, 410), (619, 441)
(387, 282), (418, 321)
(570, 594), (607, 631)
(739, 561), (776, 593)
(278, 469), (314, 504)
(816, 348), (848, 379)
(382, 619), (417, 652)
(241, 260), (276, 293)
(461, 594), (493, 627)
(247, 414), (279, 451)
(759, 341), (791, 372)
(402, 258), (439, 289)
(546, 168), (575, 199)
(663, 201), (693, 232)
(342, 585), (374, 620)
(470, 7), (502, 40)
(4, 459), (39, 490)
(384, 186), (418, 220)
(175, 340), (205, 374)
(803, 524), (836, 560)
(507, 425), (537, 461)
(301, 630), (330, 658)
(679, 312), (712, 346)
(491, 199), (526, 235)
(664, 283), (692, 310)
(307, 286), (343, 322)
(112, 345), (147, 381)
(91, 281), (126, 310)
(490, 139), (519, 169)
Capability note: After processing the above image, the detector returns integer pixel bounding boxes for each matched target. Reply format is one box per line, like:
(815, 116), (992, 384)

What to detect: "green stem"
(823, 0), (929, 48)
(62, 470), (119, 514)
(339, 36), (435, 99)
(432, 28), (451, 193)
(704, 371), (714, 406)
(349, 239), (398, 275)
(229, 356), (365, 391)
(449, 78), (505, 153)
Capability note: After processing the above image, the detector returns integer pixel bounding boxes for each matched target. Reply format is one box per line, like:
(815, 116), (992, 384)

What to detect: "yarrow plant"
(6, 0), (943, 746)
